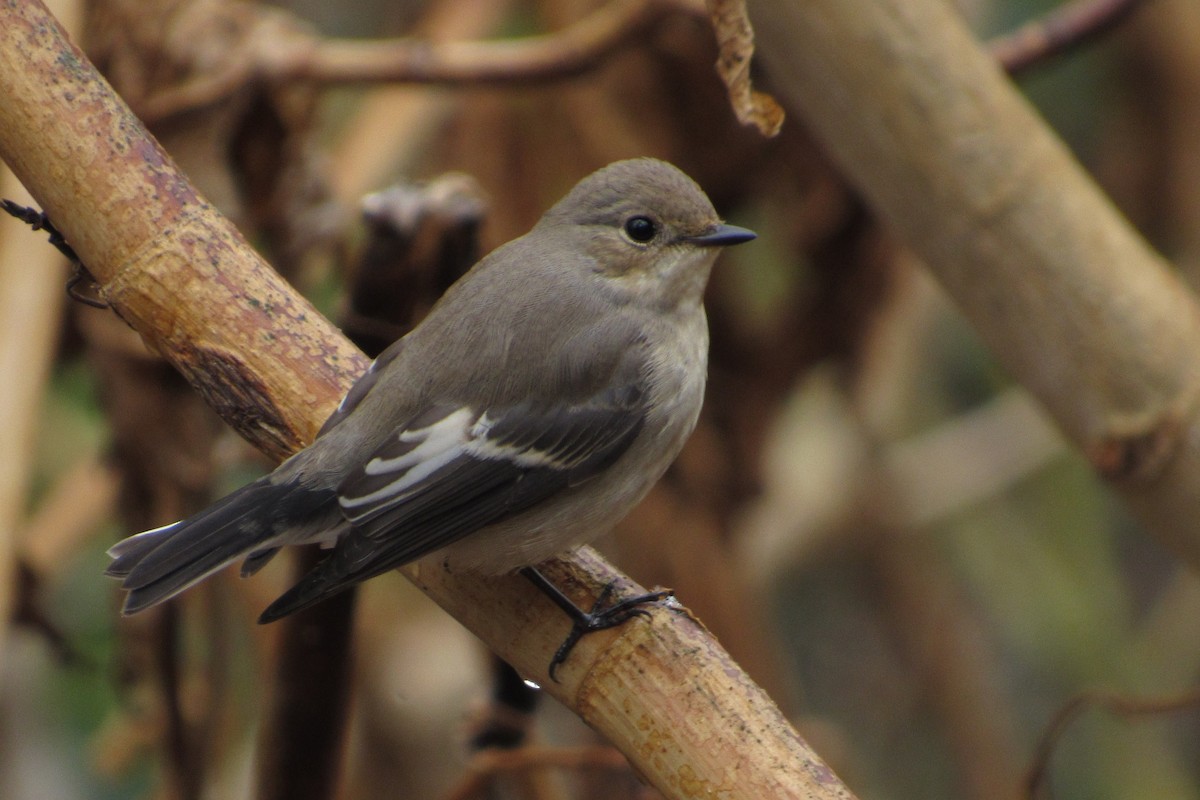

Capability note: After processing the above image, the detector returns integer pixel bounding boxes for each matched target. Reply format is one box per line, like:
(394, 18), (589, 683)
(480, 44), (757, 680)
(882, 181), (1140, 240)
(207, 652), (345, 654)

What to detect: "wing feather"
(258, 383), (646, 621)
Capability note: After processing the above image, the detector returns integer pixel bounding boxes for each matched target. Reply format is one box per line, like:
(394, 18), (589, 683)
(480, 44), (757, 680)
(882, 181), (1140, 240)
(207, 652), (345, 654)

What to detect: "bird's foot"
(521, 567), (672, 682)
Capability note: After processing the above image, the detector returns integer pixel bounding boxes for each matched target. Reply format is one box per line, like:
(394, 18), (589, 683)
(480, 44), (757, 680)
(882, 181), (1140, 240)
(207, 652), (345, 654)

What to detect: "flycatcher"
(108, 158), (754, 657)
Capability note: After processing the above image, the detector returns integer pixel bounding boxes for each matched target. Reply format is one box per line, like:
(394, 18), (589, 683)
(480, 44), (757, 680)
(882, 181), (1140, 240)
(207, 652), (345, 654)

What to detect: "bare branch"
(140, 0), (690, 121)
(991, 0), (1147, 76)
(1025, 686), (1200, 798)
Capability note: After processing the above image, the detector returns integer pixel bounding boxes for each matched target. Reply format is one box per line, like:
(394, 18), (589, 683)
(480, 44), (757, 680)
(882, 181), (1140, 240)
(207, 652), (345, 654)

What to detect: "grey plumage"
(107, 157), (755, 621)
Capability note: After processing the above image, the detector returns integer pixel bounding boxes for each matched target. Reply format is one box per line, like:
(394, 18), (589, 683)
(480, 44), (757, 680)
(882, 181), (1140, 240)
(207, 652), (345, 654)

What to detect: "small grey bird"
(107, 158), (754, 646)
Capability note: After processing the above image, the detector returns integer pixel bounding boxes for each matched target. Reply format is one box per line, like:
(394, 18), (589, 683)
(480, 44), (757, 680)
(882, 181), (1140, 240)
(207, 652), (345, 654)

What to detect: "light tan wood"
(753, 0), (1200, 569)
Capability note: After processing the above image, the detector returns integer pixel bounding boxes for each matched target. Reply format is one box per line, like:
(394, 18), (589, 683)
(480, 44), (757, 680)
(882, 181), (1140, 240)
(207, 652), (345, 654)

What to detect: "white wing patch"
(340, 407), (476, 511)
(466, 412), (573, 470)
(337, 389), (646, 537)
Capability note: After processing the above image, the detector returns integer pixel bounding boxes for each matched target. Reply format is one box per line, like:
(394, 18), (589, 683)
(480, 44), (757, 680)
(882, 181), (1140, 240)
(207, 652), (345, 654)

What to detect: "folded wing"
(258, 382), (646, 622)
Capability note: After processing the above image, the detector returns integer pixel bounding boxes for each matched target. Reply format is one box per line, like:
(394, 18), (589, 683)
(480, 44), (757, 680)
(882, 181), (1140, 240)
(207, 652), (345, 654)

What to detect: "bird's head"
(537, 158), (755, 310)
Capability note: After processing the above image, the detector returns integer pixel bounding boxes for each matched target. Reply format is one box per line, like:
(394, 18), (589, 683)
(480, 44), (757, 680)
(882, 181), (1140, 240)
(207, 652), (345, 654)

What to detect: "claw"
(521, 568), (673, 682)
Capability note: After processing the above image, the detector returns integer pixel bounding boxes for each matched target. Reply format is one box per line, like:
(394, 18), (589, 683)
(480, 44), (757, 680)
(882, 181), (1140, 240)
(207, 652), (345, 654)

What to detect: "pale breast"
(435, 308), (710, 574)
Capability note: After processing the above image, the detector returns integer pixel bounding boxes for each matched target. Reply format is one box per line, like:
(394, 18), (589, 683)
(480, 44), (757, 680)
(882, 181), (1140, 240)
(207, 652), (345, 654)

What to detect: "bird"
(107, 157), (755, 654)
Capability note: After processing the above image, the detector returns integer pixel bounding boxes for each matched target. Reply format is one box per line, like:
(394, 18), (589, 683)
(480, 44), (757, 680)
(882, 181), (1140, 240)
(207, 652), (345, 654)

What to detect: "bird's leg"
(520, 566), (672, 681)
(0, 199), (107, 308)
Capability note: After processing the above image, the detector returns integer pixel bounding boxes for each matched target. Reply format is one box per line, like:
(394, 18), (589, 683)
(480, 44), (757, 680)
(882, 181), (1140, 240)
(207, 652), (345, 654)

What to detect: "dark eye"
(623, 215), (657, 243)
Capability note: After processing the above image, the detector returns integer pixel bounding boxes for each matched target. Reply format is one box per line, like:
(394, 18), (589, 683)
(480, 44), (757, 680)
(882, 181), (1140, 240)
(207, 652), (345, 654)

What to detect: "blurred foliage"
(32, 362), (106, 500)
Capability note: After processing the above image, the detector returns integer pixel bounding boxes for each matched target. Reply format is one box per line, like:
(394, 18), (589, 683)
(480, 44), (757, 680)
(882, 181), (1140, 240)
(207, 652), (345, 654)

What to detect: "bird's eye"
(623, 215), (657, 243)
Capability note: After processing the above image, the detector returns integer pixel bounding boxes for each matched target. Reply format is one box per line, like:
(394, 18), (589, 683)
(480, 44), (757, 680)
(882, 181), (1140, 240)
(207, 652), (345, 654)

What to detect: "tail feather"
(257, 533), (388, 623)
(110, 478), (337, 614)
(257, 570), (347, 623)
(240, 547), (282, 578)
(105, 521), (183, 578)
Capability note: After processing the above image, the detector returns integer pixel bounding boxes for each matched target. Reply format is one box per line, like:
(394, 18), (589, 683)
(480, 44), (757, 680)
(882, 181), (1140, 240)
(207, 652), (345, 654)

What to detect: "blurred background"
(1, 0), (1199, 798)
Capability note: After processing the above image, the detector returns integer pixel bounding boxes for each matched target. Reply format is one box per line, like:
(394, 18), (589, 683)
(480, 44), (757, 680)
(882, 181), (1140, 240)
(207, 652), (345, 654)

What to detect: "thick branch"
(752, 0), (1200, 569)
(0, 4), (364, 460)
(0, 2), (849, 798)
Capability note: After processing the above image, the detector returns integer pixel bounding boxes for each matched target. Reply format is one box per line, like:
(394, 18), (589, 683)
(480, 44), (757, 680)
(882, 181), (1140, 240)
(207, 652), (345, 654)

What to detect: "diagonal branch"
(0, 2), (850, 798)
(752, 0), (1200, 569)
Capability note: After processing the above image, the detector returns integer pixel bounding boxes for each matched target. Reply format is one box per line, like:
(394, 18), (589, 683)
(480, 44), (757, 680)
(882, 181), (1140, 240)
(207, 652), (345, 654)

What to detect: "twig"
(1024, 686), (1200, 799)
(140, 0), (689, 121)
(990, 0), (1147, 76)
(290, 0), (680, 85)
(325, 0), (513, 204)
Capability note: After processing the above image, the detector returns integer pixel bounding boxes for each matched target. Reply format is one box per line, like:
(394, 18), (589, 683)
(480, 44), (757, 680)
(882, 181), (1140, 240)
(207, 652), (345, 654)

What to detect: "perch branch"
(0, 2), (850, 798)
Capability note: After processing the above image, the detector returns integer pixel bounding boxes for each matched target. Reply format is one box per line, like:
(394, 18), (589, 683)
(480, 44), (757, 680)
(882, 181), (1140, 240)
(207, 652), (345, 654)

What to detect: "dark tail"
(108, 477), (337, 614)
(257, 530), (410, 623)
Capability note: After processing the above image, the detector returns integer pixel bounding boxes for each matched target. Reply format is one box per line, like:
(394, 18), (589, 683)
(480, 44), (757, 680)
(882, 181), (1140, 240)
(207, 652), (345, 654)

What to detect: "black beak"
(684, 223), (757, 247)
